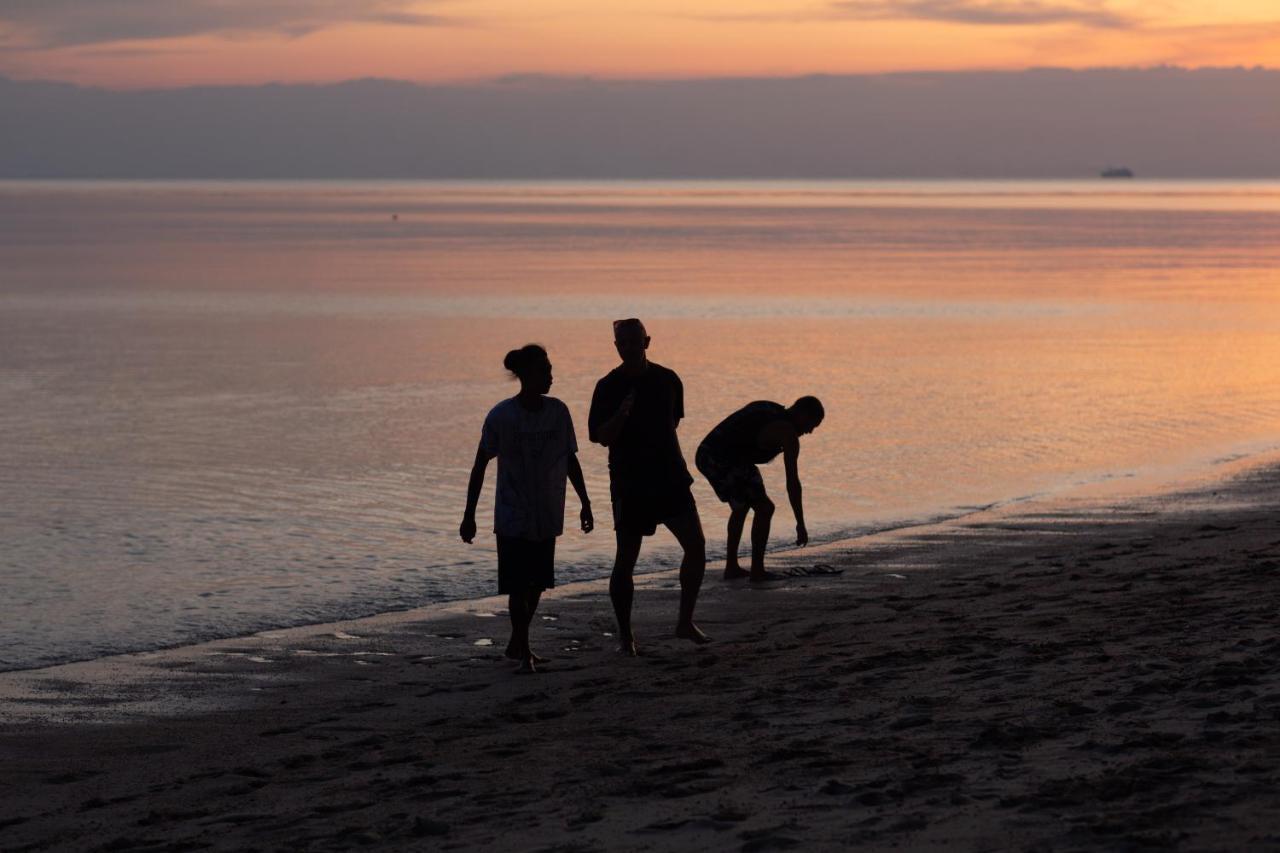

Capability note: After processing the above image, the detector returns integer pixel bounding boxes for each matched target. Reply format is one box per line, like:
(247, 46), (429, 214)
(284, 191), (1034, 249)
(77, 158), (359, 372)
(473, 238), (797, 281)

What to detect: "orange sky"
(2, 1), (1279, 88)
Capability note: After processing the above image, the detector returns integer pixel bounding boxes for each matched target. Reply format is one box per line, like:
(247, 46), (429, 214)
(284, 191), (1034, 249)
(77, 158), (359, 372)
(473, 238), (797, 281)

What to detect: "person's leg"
(497, 537), (524, 661)
(723, 504), (750, 580)
(664, 506), (710, 643)
(507, 588), (548, 664)
(525, 537), (554, 665)
(506, 591), (534, 670)
(610, 531), (643, 655)
(524, 589), (545, 660)
(748, 494), (776, 581)
(517, 589), (542, 666)
(502, 538), (552, 669)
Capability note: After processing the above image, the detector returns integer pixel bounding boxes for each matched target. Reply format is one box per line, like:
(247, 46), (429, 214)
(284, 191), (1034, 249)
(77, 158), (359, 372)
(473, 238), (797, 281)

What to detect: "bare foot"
(722, 565), (750, 581)
(617, 638), (640, 656)
(505, 642), (547, 664)
(516, 656), (540, 674)
(675, 622), (711, 644)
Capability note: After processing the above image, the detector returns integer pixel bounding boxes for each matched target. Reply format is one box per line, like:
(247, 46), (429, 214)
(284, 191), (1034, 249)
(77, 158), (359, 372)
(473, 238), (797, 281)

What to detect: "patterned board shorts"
(695, 444), (767, 512)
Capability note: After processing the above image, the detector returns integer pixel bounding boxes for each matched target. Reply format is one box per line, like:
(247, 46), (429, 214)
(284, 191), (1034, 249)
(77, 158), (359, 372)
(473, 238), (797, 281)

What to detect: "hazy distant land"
(3, 67), (1279, 179)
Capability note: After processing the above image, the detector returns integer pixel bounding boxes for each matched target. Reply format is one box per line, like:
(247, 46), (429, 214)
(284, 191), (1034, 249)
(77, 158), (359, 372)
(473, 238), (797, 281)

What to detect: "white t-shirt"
(480, 396), (577, 541)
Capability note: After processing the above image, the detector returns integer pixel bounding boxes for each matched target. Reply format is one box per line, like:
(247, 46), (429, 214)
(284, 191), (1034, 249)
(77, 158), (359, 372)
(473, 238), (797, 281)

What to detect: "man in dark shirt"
(695, 396), (824, 581)
(589, 318), (708, 653)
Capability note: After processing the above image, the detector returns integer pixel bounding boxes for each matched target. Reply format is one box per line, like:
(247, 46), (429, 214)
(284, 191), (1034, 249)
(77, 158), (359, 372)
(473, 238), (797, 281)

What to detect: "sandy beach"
(4, 461), (1280, 852)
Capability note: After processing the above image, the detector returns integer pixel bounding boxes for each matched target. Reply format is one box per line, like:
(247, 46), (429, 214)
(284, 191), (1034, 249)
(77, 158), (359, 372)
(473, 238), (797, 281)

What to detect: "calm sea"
(4, 180), (1280, 670)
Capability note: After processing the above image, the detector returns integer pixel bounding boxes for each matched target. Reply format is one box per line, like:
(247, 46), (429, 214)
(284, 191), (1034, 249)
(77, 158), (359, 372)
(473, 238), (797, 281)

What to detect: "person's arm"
(593, 389), (635, 447)
(672, 372), (684, 430)
(459, 445), (492, 543)
(566, 453), (594, 533)
(779, 430), (807, 546)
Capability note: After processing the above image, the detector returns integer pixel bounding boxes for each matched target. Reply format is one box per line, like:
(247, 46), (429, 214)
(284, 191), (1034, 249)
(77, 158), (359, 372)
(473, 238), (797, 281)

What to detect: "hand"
(618, 390), (637, 418)
(796, 523), (809, 547)
(580, 505), (594, 534)
(459, 515), (477, 543)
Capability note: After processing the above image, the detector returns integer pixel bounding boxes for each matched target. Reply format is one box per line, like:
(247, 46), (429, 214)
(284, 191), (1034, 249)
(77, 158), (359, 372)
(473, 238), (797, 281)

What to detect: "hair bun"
(503, 343), (548, 378)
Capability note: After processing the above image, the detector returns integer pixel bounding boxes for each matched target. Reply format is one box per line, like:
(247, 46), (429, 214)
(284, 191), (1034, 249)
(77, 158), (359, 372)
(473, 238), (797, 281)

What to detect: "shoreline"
(6, 438), (1279, 680)
(1, 444), (1277, 696)
(5, 452), (1280, 848)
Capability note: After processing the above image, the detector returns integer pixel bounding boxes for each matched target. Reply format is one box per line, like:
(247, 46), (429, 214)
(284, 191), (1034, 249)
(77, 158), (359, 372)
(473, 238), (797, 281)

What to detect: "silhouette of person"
(588, 319), (708, 653)
(695, 397), (825, 581)
(461, 344), (593, 673)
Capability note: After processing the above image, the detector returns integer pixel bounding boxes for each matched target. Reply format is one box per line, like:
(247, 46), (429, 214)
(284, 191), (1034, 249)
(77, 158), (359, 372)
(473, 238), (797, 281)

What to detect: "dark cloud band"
(829, 0), (1136, 29)
(0, 0), (454, 49)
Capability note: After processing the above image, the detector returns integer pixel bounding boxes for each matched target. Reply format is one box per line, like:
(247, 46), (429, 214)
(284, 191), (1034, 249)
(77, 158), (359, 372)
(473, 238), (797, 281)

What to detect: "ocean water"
(4, 179), (1280, 671)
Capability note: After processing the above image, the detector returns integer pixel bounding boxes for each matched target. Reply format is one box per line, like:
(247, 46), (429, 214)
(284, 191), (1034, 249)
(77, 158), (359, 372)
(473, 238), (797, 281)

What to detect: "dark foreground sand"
(4, 463), (1280, 852)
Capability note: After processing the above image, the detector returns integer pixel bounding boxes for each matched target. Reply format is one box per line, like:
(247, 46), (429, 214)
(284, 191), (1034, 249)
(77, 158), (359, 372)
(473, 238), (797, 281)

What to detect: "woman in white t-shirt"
(460, 344), (594, 673)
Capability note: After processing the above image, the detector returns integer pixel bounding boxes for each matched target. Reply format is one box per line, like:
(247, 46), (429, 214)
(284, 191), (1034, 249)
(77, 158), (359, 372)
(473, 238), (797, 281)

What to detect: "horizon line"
(5, 63), (1280, 93)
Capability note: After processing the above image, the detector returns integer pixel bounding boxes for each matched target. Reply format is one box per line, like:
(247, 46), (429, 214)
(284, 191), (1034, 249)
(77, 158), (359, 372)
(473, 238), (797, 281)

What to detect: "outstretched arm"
(459, 445), (491, 543)
(566, 453), (594, 533)
(782, 434), (807, 546)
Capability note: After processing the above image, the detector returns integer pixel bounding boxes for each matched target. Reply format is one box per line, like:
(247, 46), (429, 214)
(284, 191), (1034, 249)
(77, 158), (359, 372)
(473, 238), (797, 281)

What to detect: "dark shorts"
(695, 444), (767, 512)
(496, 536), (555, 595)
(610, 477), (698, 538)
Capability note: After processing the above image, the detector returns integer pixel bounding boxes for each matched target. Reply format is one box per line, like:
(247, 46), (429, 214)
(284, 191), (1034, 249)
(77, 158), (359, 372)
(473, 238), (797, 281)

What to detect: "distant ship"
(1100, 167), (1134, 178)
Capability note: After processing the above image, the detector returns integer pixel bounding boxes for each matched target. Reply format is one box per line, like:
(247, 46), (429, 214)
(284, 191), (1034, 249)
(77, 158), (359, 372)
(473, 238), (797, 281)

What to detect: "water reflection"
(2, 181), (1280, 669)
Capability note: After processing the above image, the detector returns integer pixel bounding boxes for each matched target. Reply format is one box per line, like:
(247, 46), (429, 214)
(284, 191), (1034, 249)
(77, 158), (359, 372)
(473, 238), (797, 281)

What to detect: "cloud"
(828, 0), (1137, 28)
(682, 0), (1137, 28)
(0, 0), (456, 49)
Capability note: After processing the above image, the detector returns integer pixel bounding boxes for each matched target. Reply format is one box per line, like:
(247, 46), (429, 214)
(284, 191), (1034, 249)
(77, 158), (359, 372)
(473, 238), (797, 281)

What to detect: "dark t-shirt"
(588, 362), (693, 491)
(699, 400), (787, 465)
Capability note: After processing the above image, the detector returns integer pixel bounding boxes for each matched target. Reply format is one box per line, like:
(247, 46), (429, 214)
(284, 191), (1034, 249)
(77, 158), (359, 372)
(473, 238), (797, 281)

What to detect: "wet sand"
(4, 464), (1280, 851)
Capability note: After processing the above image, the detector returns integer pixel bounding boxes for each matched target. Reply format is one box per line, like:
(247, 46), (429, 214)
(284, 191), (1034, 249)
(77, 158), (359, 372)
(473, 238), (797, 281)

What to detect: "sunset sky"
(1, 1), (1278, 89)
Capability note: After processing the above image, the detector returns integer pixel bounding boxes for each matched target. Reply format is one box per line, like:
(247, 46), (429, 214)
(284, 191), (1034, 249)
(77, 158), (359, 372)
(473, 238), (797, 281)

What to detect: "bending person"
(461, 344), (593, 673)
(695, 396), (824, 581)
(588, 318), (708, 654)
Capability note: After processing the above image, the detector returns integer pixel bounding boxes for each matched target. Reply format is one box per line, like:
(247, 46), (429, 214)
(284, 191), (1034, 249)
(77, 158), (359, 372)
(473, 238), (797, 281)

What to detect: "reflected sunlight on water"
(3, 180), (1280, 669)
